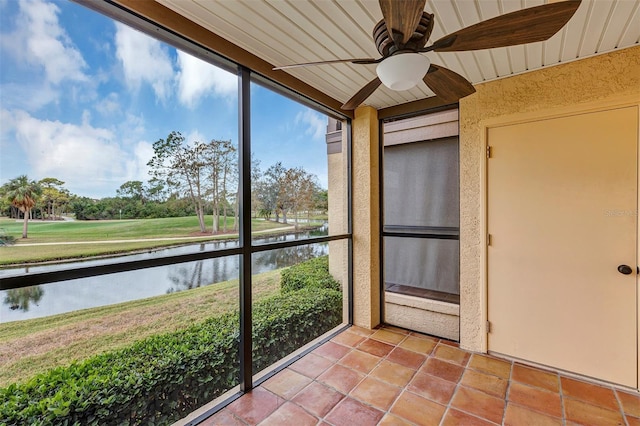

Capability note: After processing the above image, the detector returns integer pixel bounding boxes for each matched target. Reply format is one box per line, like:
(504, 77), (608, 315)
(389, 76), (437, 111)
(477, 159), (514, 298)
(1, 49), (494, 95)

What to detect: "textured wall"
(327, 125), (349, 323)
(352, 106), (381, 329)
(459, 46), (640, 352)
(385, 293), (459, 340)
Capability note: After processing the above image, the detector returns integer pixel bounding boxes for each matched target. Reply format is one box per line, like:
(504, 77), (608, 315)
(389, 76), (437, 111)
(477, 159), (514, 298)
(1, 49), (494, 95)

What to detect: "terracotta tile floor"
(202, 325), (640, 426)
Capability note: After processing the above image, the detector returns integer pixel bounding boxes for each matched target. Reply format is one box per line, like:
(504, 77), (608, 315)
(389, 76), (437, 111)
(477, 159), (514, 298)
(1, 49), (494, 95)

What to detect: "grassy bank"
(0, 216), (312, 265)
(0, 216), (288, 243)
(0, 270), (281, 386)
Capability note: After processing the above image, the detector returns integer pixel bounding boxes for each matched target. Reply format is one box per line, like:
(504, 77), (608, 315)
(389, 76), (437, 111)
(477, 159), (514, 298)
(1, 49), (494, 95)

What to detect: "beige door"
(487, 106), (638, 387)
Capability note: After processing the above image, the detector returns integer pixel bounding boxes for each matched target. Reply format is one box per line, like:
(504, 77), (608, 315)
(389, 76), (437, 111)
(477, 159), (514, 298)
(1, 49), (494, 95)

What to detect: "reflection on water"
(0, 229), (328, 323)
(4, 286), (44, 311)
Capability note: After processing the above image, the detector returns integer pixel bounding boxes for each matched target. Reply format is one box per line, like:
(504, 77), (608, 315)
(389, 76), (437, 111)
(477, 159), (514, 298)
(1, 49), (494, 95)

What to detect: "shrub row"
(0, 256), (342, 426)
(280, 255), (341, 293)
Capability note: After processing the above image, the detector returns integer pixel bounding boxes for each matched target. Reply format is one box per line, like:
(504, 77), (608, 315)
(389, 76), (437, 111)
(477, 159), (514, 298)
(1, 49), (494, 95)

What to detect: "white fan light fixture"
(376, 53), (430, 91)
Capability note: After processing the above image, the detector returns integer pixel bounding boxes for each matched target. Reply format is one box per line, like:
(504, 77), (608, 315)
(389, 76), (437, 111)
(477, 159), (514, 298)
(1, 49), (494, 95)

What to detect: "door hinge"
(487, 234), (492, 246)
(486, 146), (492, 159)
(487, 320), (492, 333)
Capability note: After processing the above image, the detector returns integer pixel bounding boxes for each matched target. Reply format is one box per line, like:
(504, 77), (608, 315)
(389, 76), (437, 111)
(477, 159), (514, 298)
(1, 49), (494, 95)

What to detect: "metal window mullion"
(250, 233), (350, 253)
(238, 66), (252, 392)
(0, 247), (243, 290)
(382, 232), (460, 240)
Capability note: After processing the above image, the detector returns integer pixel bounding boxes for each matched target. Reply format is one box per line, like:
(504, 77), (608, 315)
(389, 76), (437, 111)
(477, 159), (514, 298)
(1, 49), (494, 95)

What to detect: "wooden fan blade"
(379, 0), (426, 46)
(423, 65), (475, 103)
(273, 58), (379, 70)
(432, 0), (581, 52)
(342, 77), (382, 110)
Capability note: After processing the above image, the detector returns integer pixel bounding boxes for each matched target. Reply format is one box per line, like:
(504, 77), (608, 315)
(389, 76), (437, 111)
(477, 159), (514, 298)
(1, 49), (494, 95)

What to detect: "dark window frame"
(0, 1), (353, 422)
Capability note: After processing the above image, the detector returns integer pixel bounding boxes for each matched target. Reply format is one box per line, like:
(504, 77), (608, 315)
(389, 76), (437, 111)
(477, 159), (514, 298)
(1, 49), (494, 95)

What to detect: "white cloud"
(0, 82), (59, 111)
(5, 109), (150, 197)
(295, 109), (326, 141)
(1, 0), (87, 85)
(0, 108), (15, 136)
(114, 23), (174, 101)
(176, 51), (236, 108)
(125, 141), (153, 181)
(119, 113), (146, 141)
(186, 129), (206, 145)
(95, 92), (121, 116)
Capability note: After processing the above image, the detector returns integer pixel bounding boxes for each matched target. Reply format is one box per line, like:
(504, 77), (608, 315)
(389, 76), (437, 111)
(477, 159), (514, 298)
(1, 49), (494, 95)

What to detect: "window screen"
(383, 137), (460, 298)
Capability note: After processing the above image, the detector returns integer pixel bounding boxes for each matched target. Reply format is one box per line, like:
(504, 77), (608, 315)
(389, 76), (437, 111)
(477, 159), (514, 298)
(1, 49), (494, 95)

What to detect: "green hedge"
(0, 256), (342, 426)
(280, 255), (341, 293)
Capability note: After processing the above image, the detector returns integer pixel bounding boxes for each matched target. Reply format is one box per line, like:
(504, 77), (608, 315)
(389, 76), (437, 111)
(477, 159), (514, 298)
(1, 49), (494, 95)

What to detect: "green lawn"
(0, 269), (281, 387)
(0, 216), (296, 265)
(0, 216), (287, 243)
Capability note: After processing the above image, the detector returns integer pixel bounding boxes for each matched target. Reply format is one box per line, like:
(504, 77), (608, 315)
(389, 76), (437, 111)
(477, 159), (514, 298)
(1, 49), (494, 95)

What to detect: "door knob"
(618, 265), (633, 275)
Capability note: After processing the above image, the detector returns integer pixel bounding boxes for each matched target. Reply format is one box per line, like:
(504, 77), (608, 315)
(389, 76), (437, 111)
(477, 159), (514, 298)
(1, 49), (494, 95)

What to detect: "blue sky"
(0, 0), (329, 199)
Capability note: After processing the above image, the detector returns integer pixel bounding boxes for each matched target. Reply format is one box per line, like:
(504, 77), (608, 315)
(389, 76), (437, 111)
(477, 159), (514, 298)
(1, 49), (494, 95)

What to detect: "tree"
(300, 173), (321, 222)
(205, 139), (236, 234)
(117, 180), (146, 202)
(314, 189), (328, 214)
(0, 185), (11, 217)
(4, 175), (42, 238)
(279, 168), (320, 228)
(262, 162), (286, 223)
(250, 156), (263, 218)
(146, 178), (168, 202)
(280, 167), (305, 227)
(38, 178), (68, 220)
(148, 131), (209, 233)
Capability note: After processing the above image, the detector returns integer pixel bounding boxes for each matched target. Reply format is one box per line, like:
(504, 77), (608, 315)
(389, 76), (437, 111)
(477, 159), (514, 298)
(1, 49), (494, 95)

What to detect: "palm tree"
(4, 175), (42, 238)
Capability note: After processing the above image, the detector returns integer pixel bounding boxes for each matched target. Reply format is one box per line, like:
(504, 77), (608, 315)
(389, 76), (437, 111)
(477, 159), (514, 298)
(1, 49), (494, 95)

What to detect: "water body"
(0, 227), (328, 323)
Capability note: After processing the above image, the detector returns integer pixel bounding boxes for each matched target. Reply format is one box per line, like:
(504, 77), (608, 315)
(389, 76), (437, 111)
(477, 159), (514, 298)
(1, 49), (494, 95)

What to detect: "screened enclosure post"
(347, 119), (354, 325)
(378, 118), (385, 323)
(238, 66), (252, 392)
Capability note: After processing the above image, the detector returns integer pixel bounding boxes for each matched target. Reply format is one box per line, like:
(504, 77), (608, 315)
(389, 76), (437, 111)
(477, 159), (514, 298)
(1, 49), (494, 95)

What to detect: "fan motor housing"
(373, 12), (435, 56)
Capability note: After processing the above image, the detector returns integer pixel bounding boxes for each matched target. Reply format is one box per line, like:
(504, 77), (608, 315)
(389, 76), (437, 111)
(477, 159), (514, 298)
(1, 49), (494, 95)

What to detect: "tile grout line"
(301, 348), (348, 426)
(558, 372), (567, 426)
(373, 331), (423, 425)
(353, 331), (403, 424)
(319, 328), (413, 425)
(270, 335), (359, 425)
(612, 387), (630, 426)
(319, 338), (366, 425)
(285, 366), (336, 425)
(348, 328), (448, 425)
(442, 340), (466, 423)
(433, 343), (495, 424)
(500, 360), (515, 425)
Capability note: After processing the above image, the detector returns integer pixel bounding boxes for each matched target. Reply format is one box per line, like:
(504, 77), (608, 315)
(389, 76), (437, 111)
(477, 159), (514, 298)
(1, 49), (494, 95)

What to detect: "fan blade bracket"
(429, 35), (457, 52)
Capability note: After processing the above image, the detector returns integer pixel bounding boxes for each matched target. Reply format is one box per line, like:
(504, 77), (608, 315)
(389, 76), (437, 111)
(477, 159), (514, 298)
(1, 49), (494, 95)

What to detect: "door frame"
(479, 94), (640, 388)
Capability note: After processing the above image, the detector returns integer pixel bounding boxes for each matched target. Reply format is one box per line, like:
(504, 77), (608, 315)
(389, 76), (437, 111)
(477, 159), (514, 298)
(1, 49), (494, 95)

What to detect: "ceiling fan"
(273, 0), (581, 110)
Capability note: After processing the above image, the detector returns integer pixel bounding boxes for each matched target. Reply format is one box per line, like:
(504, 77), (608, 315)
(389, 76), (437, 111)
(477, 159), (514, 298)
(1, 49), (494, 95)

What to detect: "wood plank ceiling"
(157, 0), (640, 110)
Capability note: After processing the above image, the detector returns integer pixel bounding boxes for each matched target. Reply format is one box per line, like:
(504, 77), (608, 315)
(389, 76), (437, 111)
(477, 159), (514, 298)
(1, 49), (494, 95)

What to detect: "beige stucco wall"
(459, 45), (640, 352)
(385, 293), (459, 340)
(327, 124), (349, 323)
(352, 106), (381, 329)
